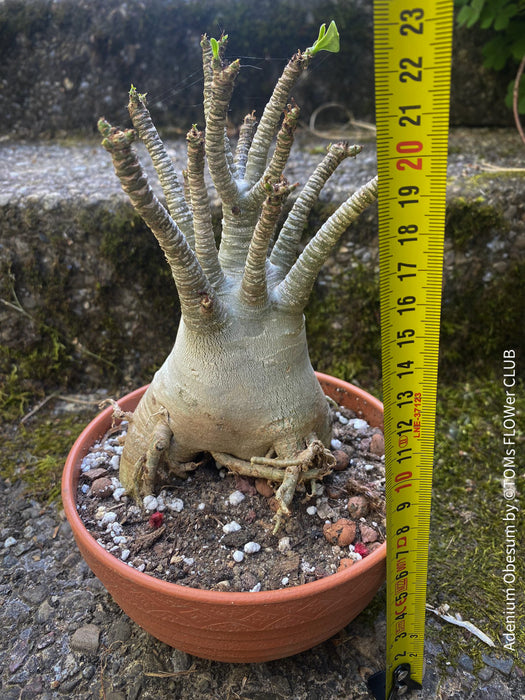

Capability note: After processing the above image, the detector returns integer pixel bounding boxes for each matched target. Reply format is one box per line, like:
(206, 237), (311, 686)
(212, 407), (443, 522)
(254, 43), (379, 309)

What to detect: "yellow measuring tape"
(371, 1), (453, 697)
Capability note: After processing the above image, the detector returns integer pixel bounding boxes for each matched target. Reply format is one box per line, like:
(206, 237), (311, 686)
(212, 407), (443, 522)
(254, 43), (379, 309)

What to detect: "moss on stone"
(0, 408), (96, 502)
(0, 336), (71, 422)
(305, 262), (382, 397)
(0, 259), (80, 419)
(427, 374), (524, 669)
(440, 256), (524, 383)
(445, 196), (509, 252)
(0, 198), (182, 418)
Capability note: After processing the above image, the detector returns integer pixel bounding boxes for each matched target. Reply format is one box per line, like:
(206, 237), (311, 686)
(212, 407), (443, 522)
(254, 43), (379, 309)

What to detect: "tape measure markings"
(373, 0), (453, 696)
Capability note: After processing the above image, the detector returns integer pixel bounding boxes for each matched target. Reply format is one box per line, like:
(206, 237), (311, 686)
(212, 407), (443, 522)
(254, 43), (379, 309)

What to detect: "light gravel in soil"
(75, 402), (386, 593)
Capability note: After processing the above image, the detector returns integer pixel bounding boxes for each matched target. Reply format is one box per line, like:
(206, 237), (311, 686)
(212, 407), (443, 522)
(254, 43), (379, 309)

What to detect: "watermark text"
(501, 349), (519, 651)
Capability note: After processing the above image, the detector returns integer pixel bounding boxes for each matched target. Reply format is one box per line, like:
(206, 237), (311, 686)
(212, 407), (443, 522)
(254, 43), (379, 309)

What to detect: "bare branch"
(128, 87), (194, 248)
(244, 51), (309, 183)
(200, 34), (214, 124)
(270, 142), (362, 272)
(246, 102), (300, 208)
(240, 179), (296, 306)
(201, 33), (229, 123)
(234, 111), (257, 179)
(204, 48), (241, 205)
(186, 126), (224, 287)
(98, 119), (227, 331)
(276, 176), (378, 311)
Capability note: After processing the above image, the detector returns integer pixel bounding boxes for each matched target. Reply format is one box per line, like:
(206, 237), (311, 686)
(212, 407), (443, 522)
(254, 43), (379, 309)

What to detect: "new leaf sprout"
(210, 34), (228, 62)
(210, 37), (220, 60)
(306, 21), (340, 56)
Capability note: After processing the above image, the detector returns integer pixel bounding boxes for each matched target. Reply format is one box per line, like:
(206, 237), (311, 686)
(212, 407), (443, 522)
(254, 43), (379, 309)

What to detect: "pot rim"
(62, 374), (386, 605)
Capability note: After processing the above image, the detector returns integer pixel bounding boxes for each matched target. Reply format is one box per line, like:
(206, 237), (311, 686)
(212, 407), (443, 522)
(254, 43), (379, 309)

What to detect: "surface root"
(212, 439), (335, 532)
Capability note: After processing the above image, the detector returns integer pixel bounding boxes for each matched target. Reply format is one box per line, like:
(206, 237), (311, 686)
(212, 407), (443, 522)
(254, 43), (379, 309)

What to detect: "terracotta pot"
(62, 372), (385, 662)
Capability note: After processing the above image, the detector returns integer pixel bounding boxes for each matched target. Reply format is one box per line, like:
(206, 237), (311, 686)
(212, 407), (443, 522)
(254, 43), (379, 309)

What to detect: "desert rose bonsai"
(98, 22), (378, 531)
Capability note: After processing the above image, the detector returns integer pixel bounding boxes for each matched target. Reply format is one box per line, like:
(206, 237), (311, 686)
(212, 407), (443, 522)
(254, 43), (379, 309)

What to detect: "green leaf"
(210, 37), (220, 60)
(494, 11), (512, 31)
(457, 6), (475, 27)
(510, 29), (525, 60)
(482, 35), (510, 69)
(307, 21), (340, 56)
(457, 0), (486, 27)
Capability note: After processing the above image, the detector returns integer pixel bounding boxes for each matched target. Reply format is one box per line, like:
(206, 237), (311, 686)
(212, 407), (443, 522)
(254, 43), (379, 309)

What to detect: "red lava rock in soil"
(360, 525), (378, 543)
(337, 558), (355, 572)
(255, 478), (274, 497)
(323, 519), (356, 547)
(90, 477), (113, 498)
(354, 542), (369, 557)
(370, 433), (385, 456)
(332, 450), (350, 471)
(148, 512), (164, 529)
(347, 495), (369, 519)
(235, 475), (257, 495)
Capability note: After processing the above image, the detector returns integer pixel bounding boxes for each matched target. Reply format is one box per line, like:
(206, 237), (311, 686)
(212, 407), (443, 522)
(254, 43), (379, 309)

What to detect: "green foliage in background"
(456, 0), (525, 112)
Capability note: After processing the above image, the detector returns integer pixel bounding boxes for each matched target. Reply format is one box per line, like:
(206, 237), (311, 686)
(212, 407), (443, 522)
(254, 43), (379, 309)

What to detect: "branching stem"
(244, 51), (309, 183)
(234, 111), (258, 179)
(240, 179), (296, 306)
(98, 119), (226, 331)
(128, 88), (194, 247)
(270, 142), (362, 273)
(276, 176), (379, 311)
(206, 58), (241, 205)
(246, 102), (300, 208)
(186, 126), (224, 287)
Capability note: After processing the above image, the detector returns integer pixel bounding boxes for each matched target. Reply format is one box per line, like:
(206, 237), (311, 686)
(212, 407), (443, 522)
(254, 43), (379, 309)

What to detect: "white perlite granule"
(165, 497), (184, 513)
(142, 495), (158, 512)
(243, 542), (261, 554)
(228, 490), (245, 506)
(350, 418), (368, 430)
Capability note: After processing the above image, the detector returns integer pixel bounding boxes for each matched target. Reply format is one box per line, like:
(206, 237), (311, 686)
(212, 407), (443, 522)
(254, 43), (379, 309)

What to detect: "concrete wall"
(0, 0), (515, 138)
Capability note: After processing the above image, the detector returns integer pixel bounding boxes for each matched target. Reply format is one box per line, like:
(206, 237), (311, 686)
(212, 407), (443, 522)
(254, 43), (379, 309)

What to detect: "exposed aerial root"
(142, 411), (173, 494)
(120, 408), (174, 498)
(100, 398), (135, 424)
(212, 439), (335, 532)
(109, 401), (198, 499)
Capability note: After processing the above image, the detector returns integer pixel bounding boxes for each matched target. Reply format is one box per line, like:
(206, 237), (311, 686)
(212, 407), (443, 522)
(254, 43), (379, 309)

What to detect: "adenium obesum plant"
(98, 23), (378, 531)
